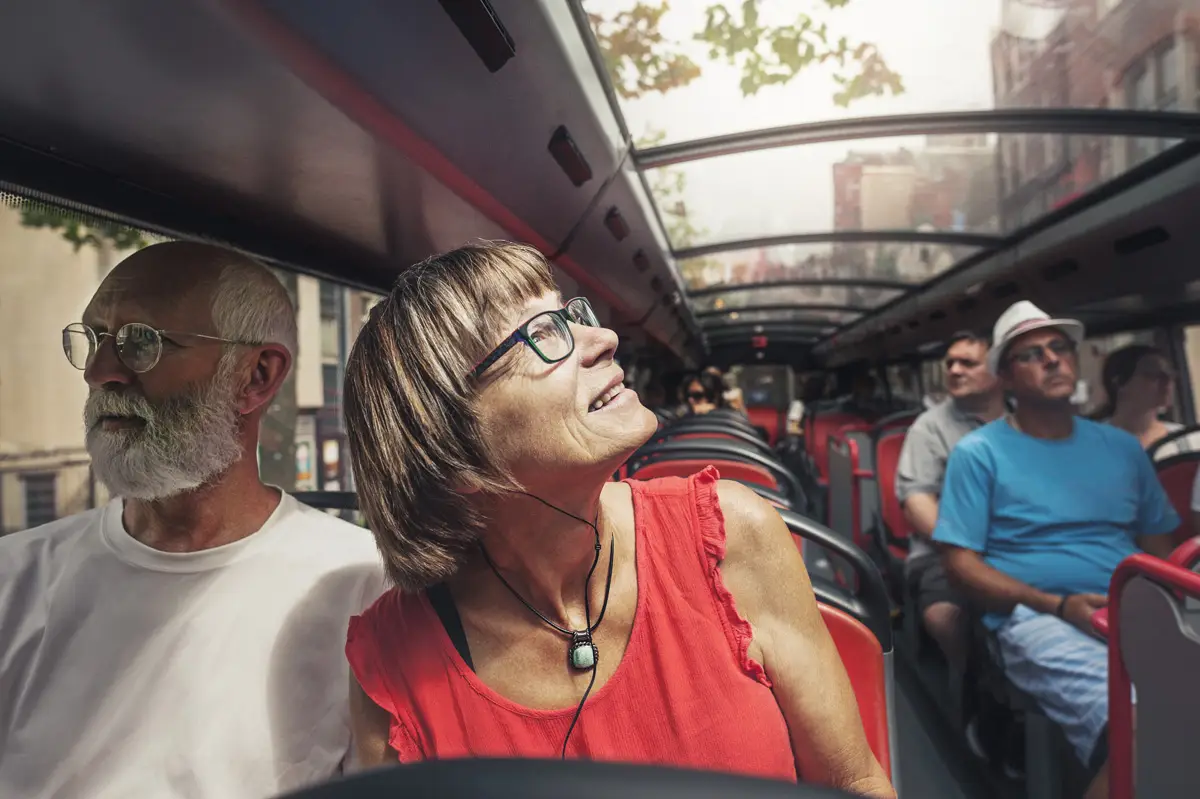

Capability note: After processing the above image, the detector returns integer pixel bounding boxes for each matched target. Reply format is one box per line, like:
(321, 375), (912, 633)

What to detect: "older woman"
(341, 242), (893, 798)
(1095, 344), (1186, 455)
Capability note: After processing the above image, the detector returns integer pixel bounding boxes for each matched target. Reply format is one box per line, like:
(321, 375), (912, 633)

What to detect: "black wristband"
(1055, 595), (1072, 618)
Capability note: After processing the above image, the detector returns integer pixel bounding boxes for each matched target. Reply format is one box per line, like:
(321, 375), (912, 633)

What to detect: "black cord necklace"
(480, 530), (616, 671)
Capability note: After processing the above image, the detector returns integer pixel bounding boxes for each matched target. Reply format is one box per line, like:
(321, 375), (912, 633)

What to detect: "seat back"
(873, 409), (919, 433)
(808, 412), (867, 484)
(873, 429), (912, 561)
(628, 440), (804, 507)
(844, 427), (877, 553)
(629, 459), (779, 491)
(1109, 555), (1200, 799)
(653, 425), (772, 454)
(817, 603), (891, 778)
(1154, 453), (1200, 545)
(745, 406), (783, 445)
(826, 433), (858, 545)
(1148, 424), (1200, 461)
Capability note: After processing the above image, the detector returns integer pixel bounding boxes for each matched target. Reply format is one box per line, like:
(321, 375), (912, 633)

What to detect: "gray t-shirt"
(895, 398), (987, 561)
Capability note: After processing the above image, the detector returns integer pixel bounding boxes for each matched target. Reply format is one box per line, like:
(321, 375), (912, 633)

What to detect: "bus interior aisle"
(4, 1), (1200, 798)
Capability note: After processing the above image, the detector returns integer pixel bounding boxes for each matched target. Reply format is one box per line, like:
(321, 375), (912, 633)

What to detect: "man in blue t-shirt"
(933, 301), (1179, 799)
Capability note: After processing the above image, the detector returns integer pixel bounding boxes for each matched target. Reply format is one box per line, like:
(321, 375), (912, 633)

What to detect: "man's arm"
(902, 493), (939, 540)
(895, 418), (947, 541)
(941, 546), (1060, 615)
(941, 546), (1106, 632)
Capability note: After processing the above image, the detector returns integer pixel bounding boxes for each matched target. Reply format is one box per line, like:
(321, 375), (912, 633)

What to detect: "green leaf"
(591, 0), (903, 105)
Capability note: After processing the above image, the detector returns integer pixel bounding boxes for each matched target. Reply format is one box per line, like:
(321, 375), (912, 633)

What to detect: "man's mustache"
(85, 389), (155, 428)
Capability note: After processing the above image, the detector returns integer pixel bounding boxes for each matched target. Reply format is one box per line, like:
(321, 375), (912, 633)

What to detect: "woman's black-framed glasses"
(472, 297), (600, 379)
(62, 322), (251, 374)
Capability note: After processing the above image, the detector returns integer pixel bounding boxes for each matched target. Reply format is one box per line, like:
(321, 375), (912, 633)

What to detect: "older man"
(933, 300), (1178, 799)
(897, 331), (1004, 671)
(0, 242), (387, 798)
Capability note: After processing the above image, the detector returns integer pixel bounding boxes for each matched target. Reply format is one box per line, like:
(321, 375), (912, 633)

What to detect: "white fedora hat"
(987, 300), (1085, 374)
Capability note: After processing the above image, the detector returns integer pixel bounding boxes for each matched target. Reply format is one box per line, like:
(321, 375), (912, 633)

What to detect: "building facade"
(991, 0), (1200, 228)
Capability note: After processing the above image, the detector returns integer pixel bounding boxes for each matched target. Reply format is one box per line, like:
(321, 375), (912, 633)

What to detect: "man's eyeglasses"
(63, 322), (253, 374)
(1007, 338), (1076, 366)
(471, 297), (600, 379)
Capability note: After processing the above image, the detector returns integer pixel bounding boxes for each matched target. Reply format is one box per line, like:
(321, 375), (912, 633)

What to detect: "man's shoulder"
(281, 496), (377, 550)
(1077, 417), (1142, 452)
(907, 400), (949, 436)
(0, 506), (108, 582)
(949, 418), (1007, 460)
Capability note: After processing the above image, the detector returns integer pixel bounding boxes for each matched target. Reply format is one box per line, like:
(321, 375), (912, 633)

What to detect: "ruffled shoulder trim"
(691, 467), (772, 688)
(345, 589), (424, 760)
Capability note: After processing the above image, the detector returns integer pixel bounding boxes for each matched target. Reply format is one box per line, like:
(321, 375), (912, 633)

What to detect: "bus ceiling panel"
(248, 0), (626, 250)
(579, 0), (1193, 148)
(642, 133), (1182, 253)
(0, 0), (573, 296)
(0, 0), (412, 263)
(815, 146), (1200, 365)
(235, 0), (685, 335)
(705, 341), (814, 370)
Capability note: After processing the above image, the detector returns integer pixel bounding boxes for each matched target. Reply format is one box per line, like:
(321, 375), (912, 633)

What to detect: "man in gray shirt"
(896, 331), (1005, 670)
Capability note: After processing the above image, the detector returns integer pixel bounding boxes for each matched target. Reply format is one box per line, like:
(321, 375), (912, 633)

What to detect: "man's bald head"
(90, 241), (297, 358)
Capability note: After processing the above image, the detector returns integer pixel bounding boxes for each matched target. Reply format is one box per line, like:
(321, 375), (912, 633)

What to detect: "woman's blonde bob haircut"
(343, 241), (558, 591)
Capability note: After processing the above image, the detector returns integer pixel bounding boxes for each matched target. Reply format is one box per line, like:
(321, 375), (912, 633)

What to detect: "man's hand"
(1061, 593), (1107, 635)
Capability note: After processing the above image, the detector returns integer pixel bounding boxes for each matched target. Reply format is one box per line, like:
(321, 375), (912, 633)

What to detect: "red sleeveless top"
(345, 467), (797, 781)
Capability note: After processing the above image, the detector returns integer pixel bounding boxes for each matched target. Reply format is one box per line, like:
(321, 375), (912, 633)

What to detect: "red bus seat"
(629, 459), (780, 492)
(745, 406), (782, 446)
(808, 413), (866, 484)
(873, 429), (911, 564)
(817, 603), (891, 777)
(1154, 453), (1200, 545)
(1091, 535), (1200, 638)
(669, 431), (743, 444)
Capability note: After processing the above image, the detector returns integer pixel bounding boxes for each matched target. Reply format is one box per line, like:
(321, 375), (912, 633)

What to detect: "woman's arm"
(715, 481), (895, 799)
(348, 674), (399, 770)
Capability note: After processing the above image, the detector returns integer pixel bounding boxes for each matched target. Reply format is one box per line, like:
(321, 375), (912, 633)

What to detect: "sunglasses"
(686, 391), (708, 401)
(63, 322), (253, 374)
(472, 297), (600, 379)
(1007, 337), (1076, 366)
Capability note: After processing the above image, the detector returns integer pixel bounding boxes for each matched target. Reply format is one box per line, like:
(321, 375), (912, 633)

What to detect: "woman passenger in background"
(340, 241), (894, 798)
(1095, 344), (1189, 456)
(682, 370), (726, 415)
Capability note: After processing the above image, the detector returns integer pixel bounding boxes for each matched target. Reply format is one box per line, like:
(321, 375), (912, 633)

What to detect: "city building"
(990, 0), (1200, 228)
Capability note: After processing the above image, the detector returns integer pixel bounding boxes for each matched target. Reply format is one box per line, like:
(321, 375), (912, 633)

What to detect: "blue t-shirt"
(933, 417), (1180, 628)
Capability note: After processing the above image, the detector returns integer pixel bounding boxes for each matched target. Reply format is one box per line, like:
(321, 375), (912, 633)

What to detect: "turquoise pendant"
(569, 631), (597, 670)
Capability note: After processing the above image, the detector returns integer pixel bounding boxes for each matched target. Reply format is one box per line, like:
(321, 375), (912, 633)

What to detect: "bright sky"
(582, 0), (1053, 248)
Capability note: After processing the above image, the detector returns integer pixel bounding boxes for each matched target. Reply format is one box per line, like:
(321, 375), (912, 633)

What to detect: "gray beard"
(84, 355), (244, 501)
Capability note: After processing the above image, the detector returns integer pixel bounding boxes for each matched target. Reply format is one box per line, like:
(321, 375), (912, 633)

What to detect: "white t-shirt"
(0, 493), (388, 799)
